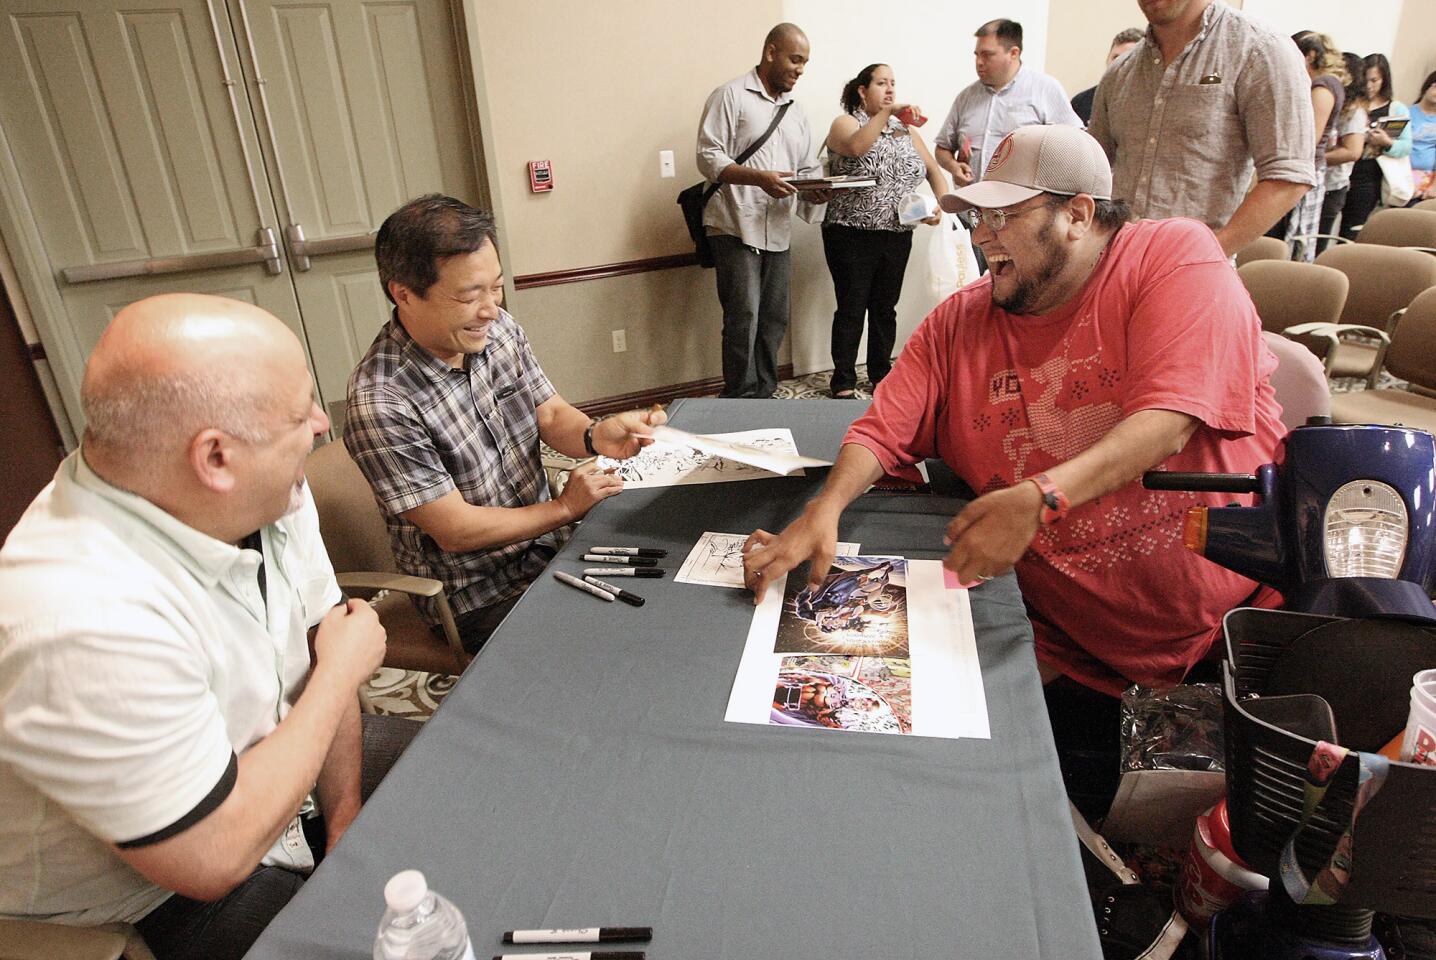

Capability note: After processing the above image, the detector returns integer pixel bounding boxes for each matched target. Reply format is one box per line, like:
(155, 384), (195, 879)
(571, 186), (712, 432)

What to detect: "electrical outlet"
(659, 150), (675, 179)
(611, 329), (627, 353)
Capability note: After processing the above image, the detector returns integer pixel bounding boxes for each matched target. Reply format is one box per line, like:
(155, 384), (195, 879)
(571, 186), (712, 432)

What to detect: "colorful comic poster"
(725, 557), (989, 740)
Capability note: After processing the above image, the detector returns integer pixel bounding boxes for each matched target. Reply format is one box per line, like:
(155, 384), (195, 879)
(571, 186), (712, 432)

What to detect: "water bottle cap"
(384, 870), (428, 913)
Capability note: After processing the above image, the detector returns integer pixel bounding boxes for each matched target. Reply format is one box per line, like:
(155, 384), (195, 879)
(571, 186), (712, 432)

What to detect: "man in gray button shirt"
(1088, 0), (1315, 257)
(933, 19), (1082, 189)
(696, 23), (829, 399)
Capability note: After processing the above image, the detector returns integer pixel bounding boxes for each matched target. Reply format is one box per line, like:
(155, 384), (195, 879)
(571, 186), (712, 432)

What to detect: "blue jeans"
(710, 234), (791, 398)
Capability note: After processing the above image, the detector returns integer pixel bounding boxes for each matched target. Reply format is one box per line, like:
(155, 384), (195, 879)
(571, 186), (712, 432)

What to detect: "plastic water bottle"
(373, 870), (475, 960)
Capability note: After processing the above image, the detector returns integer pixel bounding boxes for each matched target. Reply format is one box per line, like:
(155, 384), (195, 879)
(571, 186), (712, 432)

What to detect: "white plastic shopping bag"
(926, 213), (980, 302)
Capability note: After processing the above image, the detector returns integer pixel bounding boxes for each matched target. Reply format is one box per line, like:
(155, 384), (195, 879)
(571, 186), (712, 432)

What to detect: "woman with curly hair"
(1269, 31), (1345, 260)
(1318, 51), (1368, 253)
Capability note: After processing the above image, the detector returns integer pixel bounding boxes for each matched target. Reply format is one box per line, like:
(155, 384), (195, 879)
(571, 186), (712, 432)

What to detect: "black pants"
(134, 714), (422, 960)
(1317, 184), (1349, 255)
(454, 593), (521, 654)
(822, 224), (913, 395)
(1340, 163), (1383, 240)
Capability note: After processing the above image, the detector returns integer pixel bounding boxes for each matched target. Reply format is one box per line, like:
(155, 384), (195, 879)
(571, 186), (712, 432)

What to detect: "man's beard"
(990, 218), (1070, 315)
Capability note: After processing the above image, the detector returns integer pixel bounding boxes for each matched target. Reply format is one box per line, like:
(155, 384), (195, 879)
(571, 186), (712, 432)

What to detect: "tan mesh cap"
(938, 124), (1113, 212)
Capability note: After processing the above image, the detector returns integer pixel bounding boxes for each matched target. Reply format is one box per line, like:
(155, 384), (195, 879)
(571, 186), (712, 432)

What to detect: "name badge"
(1199, 74), (1223, 85)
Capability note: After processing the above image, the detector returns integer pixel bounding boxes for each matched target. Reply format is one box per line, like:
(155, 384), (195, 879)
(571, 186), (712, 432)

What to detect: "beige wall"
(1390, 0), (1435, 108)
(461, 0), (1415, 405)
(1044, 1), (1150, 101)
(463, 0), (1037, 403)
(462, 0), (780, 404)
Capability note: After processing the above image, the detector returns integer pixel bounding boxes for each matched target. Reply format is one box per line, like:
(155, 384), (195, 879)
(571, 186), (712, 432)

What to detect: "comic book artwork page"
(596, 428), (810, 488)
(725, 557), (989, 740)
(675, 532), (859, 589)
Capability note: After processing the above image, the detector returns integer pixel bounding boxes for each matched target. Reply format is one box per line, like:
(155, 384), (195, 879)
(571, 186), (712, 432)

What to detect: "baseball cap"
(938, 124), (1113, 213)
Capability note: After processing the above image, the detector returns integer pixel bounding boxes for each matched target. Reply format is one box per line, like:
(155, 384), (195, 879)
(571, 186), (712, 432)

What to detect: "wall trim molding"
(575, 364), (795, 418)
(513, 252), (699, 290)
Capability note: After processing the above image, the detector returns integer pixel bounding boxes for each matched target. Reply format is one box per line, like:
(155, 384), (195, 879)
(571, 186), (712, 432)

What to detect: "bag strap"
(704, 100), (794, 202)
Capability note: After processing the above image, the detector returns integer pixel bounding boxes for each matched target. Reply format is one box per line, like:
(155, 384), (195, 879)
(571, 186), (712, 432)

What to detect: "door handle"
(286, 224), (376, 272)
(61, 227), (284, 284)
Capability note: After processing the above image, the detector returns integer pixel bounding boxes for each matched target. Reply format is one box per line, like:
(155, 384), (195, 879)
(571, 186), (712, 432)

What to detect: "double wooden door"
(0, 0), (486, 431)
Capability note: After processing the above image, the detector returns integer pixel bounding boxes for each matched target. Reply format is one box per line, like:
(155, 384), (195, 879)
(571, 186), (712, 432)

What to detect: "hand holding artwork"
(942, 481), (1044, 583)
(594, 405), (667, 459)
(557, 461), (623, 520)
(742, 499), (841, 604)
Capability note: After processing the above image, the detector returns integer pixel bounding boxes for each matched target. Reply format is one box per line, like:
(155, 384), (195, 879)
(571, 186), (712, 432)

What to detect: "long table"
(246, 398), (1101, 960)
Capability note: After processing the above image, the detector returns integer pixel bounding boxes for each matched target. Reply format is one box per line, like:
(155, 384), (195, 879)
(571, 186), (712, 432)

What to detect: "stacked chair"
(1328, 286), (1436, 432)
(1292, 245), (1436, 384)
(1235, 235), (1289, 268)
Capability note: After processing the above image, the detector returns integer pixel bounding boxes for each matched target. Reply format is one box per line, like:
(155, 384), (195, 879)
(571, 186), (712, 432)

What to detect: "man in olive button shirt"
(1087, 0), (1315, 257)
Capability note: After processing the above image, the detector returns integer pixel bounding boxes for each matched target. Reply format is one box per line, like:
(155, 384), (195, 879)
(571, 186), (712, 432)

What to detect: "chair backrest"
(1416, 198), (1436, 215)
(306, 439), (400, 574)
(1354, 208), (1436, 249)
(1384, 286), (1436, 392)
(1260, 331), (1331, 431)
(1314, 244), (1436, 330)
(1235, 235), (1289, 268)
(1238, 260), (1348, 335)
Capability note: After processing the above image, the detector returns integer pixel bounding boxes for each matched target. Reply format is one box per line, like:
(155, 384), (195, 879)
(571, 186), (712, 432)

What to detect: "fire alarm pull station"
(528, 160), (553, 193)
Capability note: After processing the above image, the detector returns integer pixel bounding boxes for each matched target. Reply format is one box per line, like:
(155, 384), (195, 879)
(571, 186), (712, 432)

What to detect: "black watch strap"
(583, 420), (599, 457)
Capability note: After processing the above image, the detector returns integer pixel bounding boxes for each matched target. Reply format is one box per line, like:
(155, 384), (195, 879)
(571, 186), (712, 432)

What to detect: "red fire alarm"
(528, 160), (553, 193)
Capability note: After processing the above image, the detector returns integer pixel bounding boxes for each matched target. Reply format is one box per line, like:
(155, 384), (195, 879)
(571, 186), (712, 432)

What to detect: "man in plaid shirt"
(345, 195), (664, 653)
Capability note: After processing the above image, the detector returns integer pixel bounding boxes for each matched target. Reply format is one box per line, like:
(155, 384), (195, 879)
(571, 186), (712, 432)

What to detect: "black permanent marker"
(580, 554), (657, 567)
(588, 547), (667, 558)
(502, 926), (653, 943)
(582, 567), (663, 578)
(492, 953), (644, 960)
(583, 576), (646, 607)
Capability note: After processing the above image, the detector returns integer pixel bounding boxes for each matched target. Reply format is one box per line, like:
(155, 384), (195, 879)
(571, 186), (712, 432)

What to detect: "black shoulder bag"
(678, 101), (793, 268)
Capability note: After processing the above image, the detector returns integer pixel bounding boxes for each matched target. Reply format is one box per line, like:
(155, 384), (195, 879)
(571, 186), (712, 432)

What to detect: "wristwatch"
(1027, 472), (1069, 526)
(583, 420), (599, 457)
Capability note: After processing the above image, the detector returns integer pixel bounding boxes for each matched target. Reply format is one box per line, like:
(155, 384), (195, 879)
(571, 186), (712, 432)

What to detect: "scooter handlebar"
(1142, 471), (1261, 493)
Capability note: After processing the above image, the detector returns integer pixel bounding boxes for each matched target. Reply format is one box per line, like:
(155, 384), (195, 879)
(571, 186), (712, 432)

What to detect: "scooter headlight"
(1323, 480), (1408, 578)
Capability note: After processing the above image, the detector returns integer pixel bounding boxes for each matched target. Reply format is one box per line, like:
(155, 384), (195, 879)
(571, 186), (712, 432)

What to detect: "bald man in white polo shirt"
(0, 295), (395, 960)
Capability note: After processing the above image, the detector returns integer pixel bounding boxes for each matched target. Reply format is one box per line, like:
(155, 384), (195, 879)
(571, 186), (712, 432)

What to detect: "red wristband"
(1027, 473), (1069, 526)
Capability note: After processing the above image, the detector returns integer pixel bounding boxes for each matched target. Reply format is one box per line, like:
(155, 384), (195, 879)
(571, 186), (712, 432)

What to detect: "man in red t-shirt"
(743, 124), (1285, 697)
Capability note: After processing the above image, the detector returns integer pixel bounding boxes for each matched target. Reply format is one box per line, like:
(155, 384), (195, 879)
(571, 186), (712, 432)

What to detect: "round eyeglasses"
(956, 201), (1054, 232)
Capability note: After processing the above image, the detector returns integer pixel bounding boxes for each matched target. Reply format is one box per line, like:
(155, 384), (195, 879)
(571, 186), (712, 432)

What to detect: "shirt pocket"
(493, 378), (538, 447)
(1168, 83), (1239, 145)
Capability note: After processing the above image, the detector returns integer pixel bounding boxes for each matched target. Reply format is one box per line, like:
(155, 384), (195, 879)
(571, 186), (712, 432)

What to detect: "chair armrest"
(1283, 322), (1390, 343)
(1287, 232), (1351, 246)
(337, 571), (444, 599)
(336, 573), (470, 672)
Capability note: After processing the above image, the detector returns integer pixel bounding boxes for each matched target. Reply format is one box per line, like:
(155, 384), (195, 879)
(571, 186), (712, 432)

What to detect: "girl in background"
(1272, 32), (1345, 261)
(1339, 53), (1412, 238)
(1408, 71), (1436, 202)
(1317, 51), (1368, 253)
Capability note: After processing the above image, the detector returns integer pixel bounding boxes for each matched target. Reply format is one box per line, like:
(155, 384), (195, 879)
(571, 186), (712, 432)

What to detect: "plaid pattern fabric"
(344, 310), (562, 622)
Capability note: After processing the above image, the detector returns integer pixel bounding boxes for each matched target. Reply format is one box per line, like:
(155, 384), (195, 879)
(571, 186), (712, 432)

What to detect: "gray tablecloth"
(246, 398), (1100, 960)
